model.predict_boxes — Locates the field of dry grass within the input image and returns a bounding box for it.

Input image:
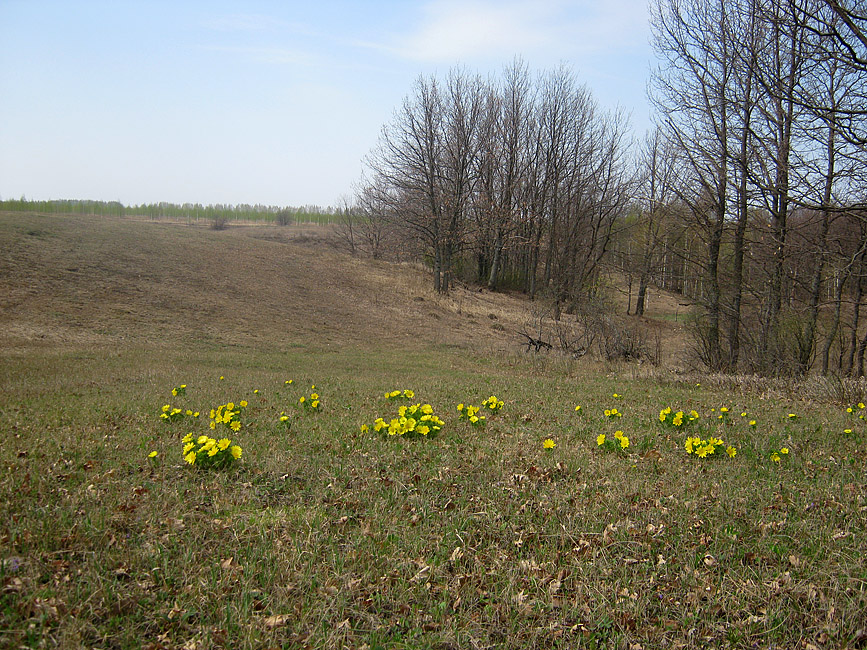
[1,211,865,650]
[0,212,546,353]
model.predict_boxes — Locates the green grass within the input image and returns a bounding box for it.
[2,342,866,649]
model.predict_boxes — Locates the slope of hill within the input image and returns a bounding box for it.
[0,212,532,354]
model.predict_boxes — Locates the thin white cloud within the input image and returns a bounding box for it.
[397,0,552,60]
[199,44,317,66]
[380,0,648,62]
[203,13,286,32]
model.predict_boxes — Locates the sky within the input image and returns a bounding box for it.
[0,0,654,209]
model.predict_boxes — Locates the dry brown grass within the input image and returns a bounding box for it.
[0,212,536,355]
[1,212,707,375]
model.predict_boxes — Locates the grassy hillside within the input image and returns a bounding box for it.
[1,212,865,650]
[0,212,536,351]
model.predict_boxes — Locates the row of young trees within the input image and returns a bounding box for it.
[355,1,867,377]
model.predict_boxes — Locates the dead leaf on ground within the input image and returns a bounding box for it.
[264,614,291,629]
[411,565,431,583]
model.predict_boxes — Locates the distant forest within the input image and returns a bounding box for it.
[0,198,336,225]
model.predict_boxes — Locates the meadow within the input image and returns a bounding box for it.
[1,212,865,649]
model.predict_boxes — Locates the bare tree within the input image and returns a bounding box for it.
[651,0,736,370]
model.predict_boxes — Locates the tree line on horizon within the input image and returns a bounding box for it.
[0,198,336,225]
[347,0,867,379]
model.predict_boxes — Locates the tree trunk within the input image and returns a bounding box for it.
[635,274,649,317]
[821,271,847,374]
[846,262,864,375]
[487,228,503,291]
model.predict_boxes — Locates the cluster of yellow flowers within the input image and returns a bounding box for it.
[597,430,630,451]
[171,384,187,397]
[482,395,504,412]
[160,404,185,422]
[373,403,444,438]
[298,386,321,411]
[209,401,247,432]
[457,403,486,427]
[770,447,789,462]
[160,404,199,422]
[684,435,736,459]
[385,389,415,400]
[659,407,700,427]
[182,432,242,468]
[845,402,866,429]
[604,407,622,419]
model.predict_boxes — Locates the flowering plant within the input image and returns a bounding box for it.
[171,384,187,397]
[845,402,866,421]
[373,403,444,438]
[481,395,504,413]
[597,430,630,452]
[209,401,246,432]
[298,387,321,412]
[603,407,622,419]
[684,435,736,459]
[659,407,699,428]
[160,404,185,423]
[182,432,242,469]
[457,403,486,427]
[385,389,415,401]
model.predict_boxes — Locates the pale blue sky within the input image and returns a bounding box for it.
[0,0,653,208]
